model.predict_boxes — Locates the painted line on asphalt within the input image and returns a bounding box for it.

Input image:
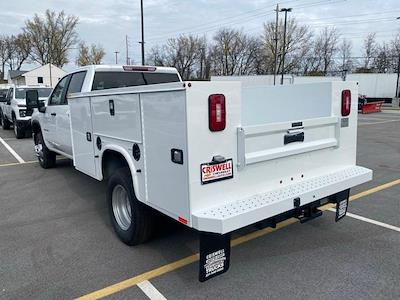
[0,160,37,168]
[75,178,400,300]
[0,137,25,163]
[137,280,167,300]
[358,120,400,126]
[328,209,400,233]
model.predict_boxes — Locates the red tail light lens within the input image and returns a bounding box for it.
[341,90,351,117]
[209,94,226,132]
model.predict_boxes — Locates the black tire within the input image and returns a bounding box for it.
[2,113,10,130]
[25,130,33,138]
[0,110,3,126]
[13,116,25,139]
[34,131,56,169]
[107,167,155,245]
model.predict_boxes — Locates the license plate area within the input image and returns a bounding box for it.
[201,159,233,185]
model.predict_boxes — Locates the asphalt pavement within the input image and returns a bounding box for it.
[0,112,399,300]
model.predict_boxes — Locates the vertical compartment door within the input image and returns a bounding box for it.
[69,96,97,177]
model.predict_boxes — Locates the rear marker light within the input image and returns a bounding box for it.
[208,94,226,132]
[341,90,351,117]
[178,217,188,225]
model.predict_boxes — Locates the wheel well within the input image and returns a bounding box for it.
[102,150,130,181]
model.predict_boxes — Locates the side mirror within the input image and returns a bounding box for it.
[26,90,39,109]
[26,90,46,114]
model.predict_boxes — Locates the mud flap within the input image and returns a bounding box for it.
[199,232,231,282]
[330,189,350,222]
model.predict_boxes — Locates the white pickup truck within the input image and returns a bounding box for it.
[27,65,372,281]
[0,85,52,138]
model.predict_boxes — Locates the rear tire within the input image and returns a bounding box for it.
[107,167,155,245]
[34,131,56,169]
[13,116,25,139]
[0,110,3,126]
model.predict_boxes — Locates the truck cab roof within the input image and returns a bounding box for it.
[66,65,183,94]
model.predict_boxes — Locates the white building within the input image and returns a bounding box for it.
[8,63,66,88]
[212,73,399,99]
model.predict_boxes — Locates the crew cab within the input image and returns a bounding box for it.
[0,85,52,138]
[27,65,372,282]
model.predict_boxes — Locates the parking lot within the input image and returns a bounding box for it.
[0,111,399,300]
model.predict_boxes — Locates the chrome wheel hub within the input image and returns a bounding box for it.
[112,185,132,231]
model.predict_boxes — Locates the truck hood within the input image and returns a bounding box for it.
[16,98,48,106]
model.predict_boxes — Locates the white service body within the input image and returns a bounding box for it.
[66,75,372,234]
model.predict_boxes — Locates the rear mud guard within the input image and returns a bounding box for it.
[199,232,231,282]
[329,189,350,222]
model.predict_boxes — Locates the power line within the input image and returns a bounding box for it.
[147,0,344,43]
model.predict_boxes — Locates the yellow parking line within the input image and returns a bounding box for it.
[73,178,398,299]
[0,160,37,168]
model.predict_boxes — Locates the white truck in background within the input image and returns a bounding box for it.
[0,85,52,138]
[27,65,372,282]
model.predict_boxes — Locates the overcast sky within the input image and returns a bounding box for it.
[1,0,400,71]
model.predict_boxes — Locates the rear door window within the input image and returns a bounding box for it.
[67,71,87,95]
[92,72,180,91]
[143,73,180,85]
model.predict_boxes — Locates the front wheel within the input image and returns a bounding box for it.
[34,131,56,169]
[1,113,10,130]
[13,116,25,139]
[107,167,155,245]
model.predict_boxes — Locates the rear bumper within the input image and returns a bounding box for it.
[192,166,372,234]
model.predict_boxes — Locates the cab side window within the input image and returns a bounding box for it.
[49,76,70,106]
[6,88,13,104]
[65,72,87,104]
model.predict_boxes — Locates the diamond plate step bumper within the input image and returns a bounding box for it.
[192,166,372,234]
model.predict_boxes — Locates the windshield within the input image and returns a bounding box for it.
[15,88,52,99]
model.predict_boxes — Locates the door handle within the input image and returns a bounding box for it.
[51,113,57,116]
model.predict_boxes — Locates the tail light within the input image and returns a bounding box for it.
[209,94,226,132]
[341,90,351,117]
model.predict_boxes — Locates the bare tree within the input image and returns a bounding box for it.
[147,46,167,67]
[161,35,203,80]
[24,10,79,67]
[306,27,339,75]
[0,36,9,76]
[363,33,377,69]
[76,42,106,66]
[6,34,31,70]
[262,18,312,75]
[373,43,391,73]
[339,38,353,72]
[211,28,260,76]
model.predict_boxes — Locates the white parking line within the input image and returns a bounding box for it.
[137,280,167,300]
[0,137,25,163]
[328,208,400,233]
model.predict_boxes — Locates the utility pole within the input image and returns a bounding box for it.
[280,8,292,85]
[126,35,130,65]
[273,3,279,86]
[140,0,145,66]
[396,54,400,99]
[114,51,119,64]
